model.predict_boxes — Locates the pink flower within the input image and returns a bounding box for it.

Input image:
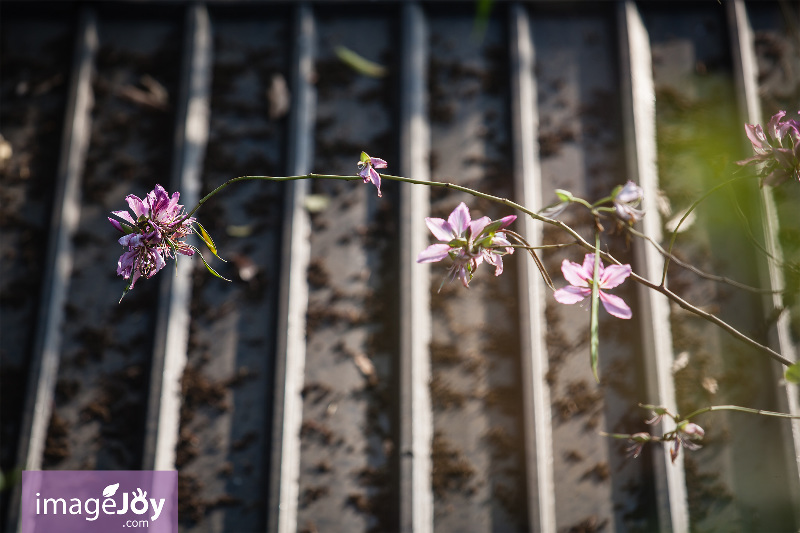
[417,202,516,289]
[737,110,800,186]
[357,152,388,197]
[613,181,645,223]
[110,184,196,299]
[670,422,705,463]
[116,233,166,290]
[626,432,652,459]
[553,254,632,319]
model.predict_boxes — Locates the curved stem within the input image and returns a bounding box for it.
[186,172,790,366]
[625,226,782,294]
[682,404,800,421]
[661,175,750,285]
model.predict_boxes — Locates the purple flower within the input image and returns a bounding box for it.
[417,202,516,289]
[110,184,196,299]
[670,422,705,463]
[737,110,800,186]
[613,181,645,223]
[358,152,388,197]
[116,233,166,290]
[553,254,632,319]
[626,432,652,459]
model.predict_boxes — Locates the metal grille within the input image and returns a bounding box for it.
[2,2,799,532]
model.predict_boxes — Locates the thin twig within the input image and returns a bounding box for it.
[625,226,782,294]
[185,173,790,367]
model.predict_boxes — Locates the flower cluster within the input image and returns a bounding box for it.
[417,202,516,289]
[670,420,705,463]
[738,110,800,186]
[612,181,644,223]
[610,405,706,463]
[110,184,195,299]
[553,254,632,319]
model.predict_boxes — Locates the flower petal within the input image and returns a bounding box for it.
[745,123,767,151]
[468,216,491,239]
[108,217,124,232]
[767,111,787,140]
[370,157,388,169]
[425,217,454,242]
[599,291,632,319]
[599,264,632,289]
[417,243,452,263]
[125,194,146,218]
[582,253,604,281]
[448,202,471,236]
[553,285,590,304]
[369,167,382,197]
[561,258,591,287]
[112,210,136,225]
[496,214,516,230]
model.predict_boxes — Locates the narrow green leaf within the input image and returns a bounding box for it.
[195,221,226,262]
[785,362,800,384]
[555,189,573,202]
[335,46,387,78]
[193,246,232,282]
[590,235,601,383]
[118,279,133,304]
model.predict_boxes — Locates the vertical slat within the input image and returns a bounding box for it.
[726,1,800,527]
[142,3,212,472]
[268,4,315,533]
[7,8,97,532]
[508,5,556,532]
[616,2,690,532]
[398,3,433,533]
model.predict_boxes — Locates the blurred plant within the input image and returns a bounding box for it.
[737,110,800,186]
[110,110,800,463]
[604,403,800,464]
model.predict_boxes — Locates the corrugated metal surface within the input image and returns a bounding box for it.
[1,2,798,532]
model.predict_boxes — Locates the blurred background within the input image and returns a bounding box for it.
[1,1,799,532]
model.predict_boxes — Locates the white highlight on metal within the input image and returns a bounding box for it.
[509,5,557,532]
[617,2,689,532]
[727,2,800,527]
[146,3,212,472]
[269,4,315,533]
[399,4,433,533]
[9,9,98,533]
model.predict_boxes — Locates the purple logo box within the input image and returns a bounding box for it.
[21,470,178,533]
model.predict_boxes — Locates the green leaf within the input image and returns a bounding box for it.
[193,246,232,282]
[481,218,510,236]
[785,362,800,384]
[118,279,133,304]
[360,151,371,164]
[590,235,601,383]
[195,221,226,262]
[555,189,574,202]
[335,46,387,78]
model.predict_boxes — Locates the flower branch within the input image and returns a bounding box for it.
[153,170,792,367]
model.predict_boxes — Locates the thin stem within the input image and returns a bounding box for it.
[186,172,790,366]
[682,404,800,421]
[625,226,782,294]
[661,175,750,286]
[506,242,580,251]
